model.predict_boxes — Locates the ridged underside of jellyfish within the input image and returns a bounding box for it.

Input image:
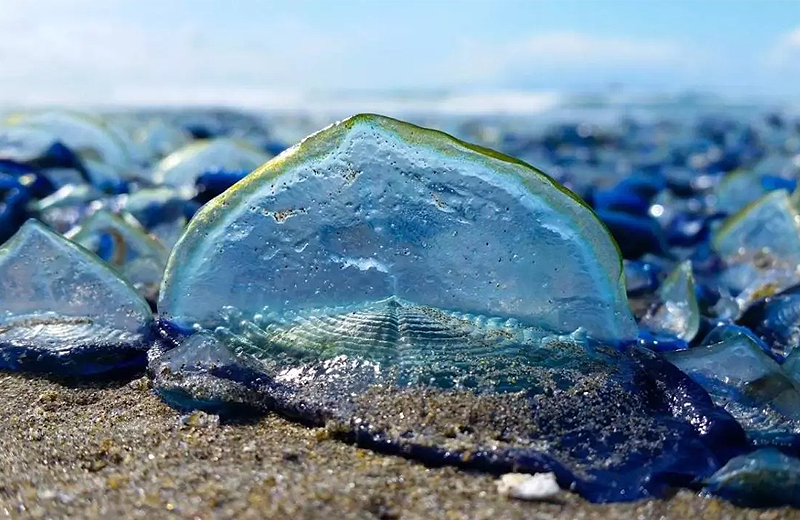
[0,318,150,374]
[212,297,556,388]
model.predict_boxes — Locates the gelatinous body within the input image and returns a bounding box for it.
[0,220,154,374]
[151,115,750,503]
[122,187,191,249]
[31,184,107,234]
[704,449,800,508]
[134,119,192,162]
[160,114,635,342]
[641,260,700,341]
[713,190,800,268]
[738,284,800,358]
[4,111,132,187]
[152,138,272,188]
[67,210,169,302]
[665,324,800,434]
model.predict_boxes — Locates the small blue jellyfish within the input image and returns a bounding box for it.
[665,324,800,442]
[151,138,272,188]
[0,220,154,375]
[641,260,700,343]
[66,210,169,304]
[703,449,800,508]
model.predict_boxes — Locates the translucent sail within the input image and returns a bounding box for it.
[160,114,635,342]
[0,220,153,374]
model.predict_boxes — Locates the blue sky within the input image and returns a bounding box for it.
[1,0,798,107]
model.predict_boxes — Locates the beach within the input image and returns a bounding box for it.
[0,371,796,520]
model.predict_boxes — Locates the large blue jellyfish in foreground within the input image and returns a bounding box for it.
[152,114,749,503]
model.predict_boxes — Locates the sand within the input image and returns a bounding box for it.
[0,371,797,520]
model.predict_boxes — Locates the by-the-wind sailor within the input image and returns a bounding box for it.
[133,119,192,163]
[719,260,800,317]
[751,152,800,179]
[154,114,749,503]
[0,220,154,375]
[5,111,132,187]
[641,260,700,342]
[151,138,272,188]
[66,210,169,304]
[30,184,106,233]
[6,111,130,167]
[713,189,800,269]
[738,284,800,359]
[0,124,84,173]
[703,449,800,508]
[713,190,800,313]
[714,156,798,216]
[153,331,269,416]
[122,187,192,249]
[664,324,800,436]
[715,169,771,215]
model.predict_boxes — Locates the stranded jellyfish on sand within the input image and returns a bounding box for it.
[153,114,746,502]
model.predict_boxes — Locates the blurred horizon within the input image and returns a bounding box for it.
[2,0,798,113]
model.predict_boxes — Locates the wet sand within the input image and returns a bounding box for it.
[0,371,796,520]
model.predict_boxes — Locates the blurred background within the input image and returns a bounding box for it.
[2,0,798,114]
[0,0,799,336]
[0,0,799,270]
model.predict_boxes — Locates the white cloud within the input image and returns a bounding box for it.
[0,1,353,106]
[766,26,800,68]
[506,32,683,66]
[448,31,688,86]
[0,1,781,107]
